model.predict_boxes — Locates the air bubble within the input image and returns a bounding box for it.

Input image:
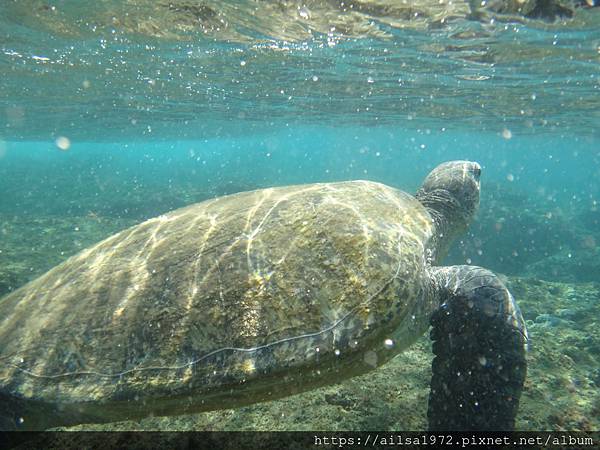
[55,136,71,151]
[298,6,310,19]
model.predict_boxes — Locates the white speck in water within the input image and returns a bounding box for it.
[367,76,374,84]
[18,417,24,424]
[384,338,394,349]
[55,136,71,151]
[506,173,515,182]
[502,128,512,139]
[334,349,340,356]
[312,75,319,82]
[478,356,487,366]
[240,60,246,66]
[298,6,310,19]
[466,258,472,264]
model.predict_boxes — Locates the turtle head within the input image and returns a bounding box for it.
[416,161,481,258]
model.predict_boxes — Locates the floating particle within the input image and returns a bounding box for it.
[502,128,512,139]
[363,350,378,367]
[384,338,394,349]
[298,6,310,19]
[82,80,91,89]
[55,136,71,151]
[312,75,319,82]
[506,173,515,182]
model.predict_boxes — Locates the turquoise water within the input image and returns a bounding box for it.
[2,129,598,286]
[1,0,600,433]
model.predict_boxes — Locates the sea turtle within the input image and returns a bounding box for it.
[0,161,527,431]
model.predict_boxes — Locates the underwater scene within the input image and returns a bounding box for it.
[0,0,599,435]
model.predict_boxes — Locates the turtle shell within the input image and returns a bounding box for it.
[0,181,435,427]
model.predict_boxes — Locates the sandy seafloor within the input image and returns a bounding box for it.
[1,175,598,433]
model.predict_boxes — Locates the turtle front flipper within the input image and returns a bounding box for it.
[427,265,527,431]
